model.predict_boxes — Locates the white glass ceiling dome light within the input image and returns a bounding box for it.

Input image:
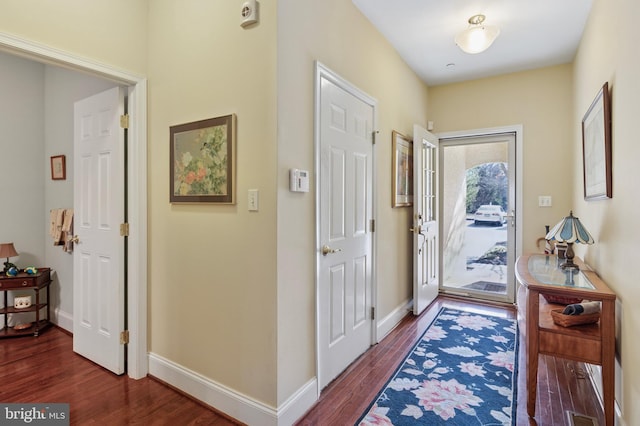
[455,14,500,54]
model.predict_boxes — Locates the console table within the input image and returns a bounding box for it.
[0,267,52,338]
[516,254,616,425]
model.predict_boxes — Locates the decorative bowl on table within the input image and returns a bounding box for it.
[13,322,32,331]
[14,296,32,309]
[550,309,600,327]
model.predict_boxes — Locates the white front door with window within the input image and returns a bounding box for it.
[317,64,375,390]
[73,86,126,375]
[412,125,439,315]
[439,131,518,304]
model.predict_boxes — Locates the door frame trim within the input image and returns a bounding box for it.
[437,125,523,303]
[313,61,378,396]
[0,33,148,379]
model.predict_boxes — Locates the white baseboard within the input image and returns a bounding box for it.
[52,308,73,333]
[276,378,318,425]
[376,299,412,342]
[148,352,318,426]
[148,352,277,425]
[585,362,624,425]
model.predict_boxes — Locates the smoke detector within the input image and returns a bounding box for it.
[241,0,259,28]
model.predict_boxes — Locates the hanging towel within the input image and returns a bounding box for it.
[62,209,74,253]
[562,301,601,315]
[49,209,58,239]
[52,209,65,245]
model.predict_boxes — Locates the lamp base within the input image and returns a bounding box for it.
[560,260,579,270]
[2,261,16,274]
[560,242,579,270]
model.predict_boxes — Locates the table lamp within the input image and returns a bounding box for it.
[0,242,18,273]
[545,211,594,270]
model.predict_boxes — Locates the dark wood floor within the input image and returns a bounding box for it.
[0,327,239,425]
[296,296,604,426]
[0,296,604,425]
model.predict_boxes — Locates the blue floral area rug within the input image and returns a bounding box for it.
[357,307,518,425]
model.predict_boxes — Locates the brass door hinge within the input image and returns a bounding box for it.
[372,130,379,144]
[120,223,129,237]
[371,307,375,320]
[120,330,129,345]
[120,114,130,129]
[370,219,375,233]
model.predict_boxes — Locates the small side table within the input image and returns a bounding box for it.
[515,254,616,426]
[0,267,52,337]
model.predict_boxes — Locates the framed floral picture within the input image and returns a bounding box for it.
[170,114,236,203]
[392,130,413,207]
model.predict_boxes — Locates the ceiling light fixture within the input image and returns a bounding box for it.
[455,14,500,54]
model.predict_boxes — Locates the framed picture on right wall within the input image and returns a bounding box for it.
[582,82,612,200]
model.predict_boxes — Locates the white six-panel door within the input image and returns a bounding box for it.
[317,65,375,390]
[73,86,126,375]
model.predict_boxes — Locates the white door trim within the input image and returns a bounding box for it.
[314,61,378,397]
[437,125,524,280]
[0,33,148,379]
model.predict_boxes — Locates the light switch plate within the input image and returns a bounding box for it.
[248,189,259,211]
[538,195,552,207]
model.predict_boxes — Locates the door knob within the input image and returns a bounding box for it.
[504,209,516,227]
[321,245,342,256]
[68,235,80,244]
[409,225,422,234]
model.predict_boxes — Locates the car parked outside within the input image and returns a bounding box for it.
[473,205,506,225]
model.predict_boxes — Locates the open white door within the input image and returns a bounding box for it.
[412,125,439,315]
[73,86,126,375]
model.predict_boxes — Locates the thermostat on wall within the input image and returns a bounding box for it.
[290,169,309,192]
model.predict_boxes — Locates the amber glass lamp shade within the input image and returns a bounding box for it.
[0,242,18,273]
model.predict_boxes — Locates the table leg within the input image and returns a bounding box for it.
[601,300,615,426]
[34,288,40,336]
[526,289,540,418]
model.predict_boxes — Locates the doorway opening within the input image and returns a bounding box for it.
[439,131,518,304]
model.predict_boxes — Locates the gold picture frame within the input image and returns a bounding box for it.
[392,130,413,207]
[582,82,612,200]
[170,114,236,203]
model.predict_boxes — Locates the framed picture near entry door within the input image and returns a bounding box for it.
[392,130,413,207]
[582,82,612,200]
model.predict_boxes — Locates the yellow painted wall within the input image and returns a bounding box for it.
[0,0,148,76]
[147,0,278,406]
[276,0,430,403]
[573,0,640,423]
[428,64,575,255]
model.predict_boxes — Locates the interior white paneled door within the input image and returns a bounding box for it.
[412,125,439,315]
[318,67,374,390]
[73,86,126,375]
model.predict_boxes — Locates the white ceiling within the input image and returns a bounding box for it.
[352,0,593,86]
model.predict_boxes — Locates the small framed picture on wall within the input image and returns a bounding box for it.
[51,155,66,180]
